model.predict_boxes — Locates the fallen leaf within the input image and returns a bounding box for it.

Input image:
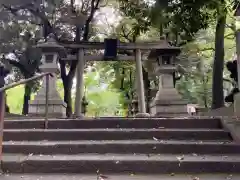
[226,174,233,180]
[176,155,184,161]
[99,175,109,180]
[192,177,200,180]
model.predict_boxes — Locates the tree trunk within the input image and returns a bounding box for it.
[22,83,32,115]
[203,76,209,108]
[5,95,9,113]
[142,67,151,113]
[211,13,226,109]
[63,75,74,117]
[5,104,10,113]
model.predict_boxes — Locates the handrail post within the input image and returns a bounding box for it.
[44,74,50,129]
[0,89,5,171]
[0,66,8,171]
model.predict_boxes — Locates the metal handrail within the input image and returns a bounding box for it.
[0,72,52,165]
[0,72,52,92]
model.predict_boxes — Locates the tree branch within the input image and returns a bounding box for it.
[199,47,215,51]
[120,26,133,42]
[223,78,235,85]
[225,23,236,32]
[4,58,29,75]
[60,61,67,80]
[83,0,101,41]
[224,32,235,39]
[68,60,78,78]
[3,3,54,39]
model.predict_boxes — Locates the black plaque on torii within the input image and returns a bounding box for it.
[103,38,118,61]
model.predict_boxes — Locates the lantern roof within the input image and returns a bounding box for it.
[36,34,66,57]
[148,37,181,59]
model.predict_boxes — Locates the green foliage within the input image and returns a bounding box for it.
[175,14,236,108]
[6,67,124,116]
[84,63,126,116]
[6,85,25,114]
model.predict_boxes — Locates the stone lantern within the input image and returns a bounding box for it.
[148,37,188,117]
[29,34,67,118]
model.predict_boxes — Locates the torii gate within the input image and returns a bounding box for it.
[61,41,163,117]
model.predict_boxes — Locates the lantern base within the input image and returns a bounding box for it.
[234,92,240,117]
[135,113,151,118]
[150,88,188,117]
[29,99,67,118]
[72,113,85,119]
[29,75,67,118]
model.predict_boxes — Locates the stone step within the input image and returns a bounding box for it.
[3,140,239,155]
[3,129,231,141]
[2,153,240,173]
[2,174,240,180]
[154,113,190,117]
[3,118,222,129]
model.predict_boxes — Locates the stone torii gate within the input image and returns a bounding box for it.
[62,41,161,117]
[29,34,186,118]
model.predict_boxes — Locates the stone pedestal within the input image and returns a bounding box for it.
[29,74,66,118]
[150,74,188,117]
[234,92,240,117]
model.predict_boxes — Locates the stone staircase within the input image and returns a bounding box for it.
[2,117,240,175]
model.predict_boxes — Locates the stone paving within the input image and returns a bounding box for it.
[1,174,240,180]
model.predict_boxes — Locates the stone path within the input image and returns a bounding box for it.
[1,174,240,180]
[3,153,240,162]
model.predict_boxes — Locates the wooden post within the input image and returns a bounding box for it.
[74,48,85,117]
[135,49,146,113]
